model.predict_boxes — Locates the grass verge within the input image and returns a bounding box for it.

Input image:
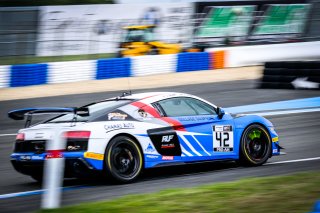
[40,171,320,213]
[0,53,115,65]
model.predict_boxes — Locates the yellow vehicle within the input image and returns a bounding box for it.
[118,25,182,57]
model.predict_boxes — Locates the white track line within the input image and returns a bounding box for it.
[0,185,88,199]
[0,189,43,199]
[0,133,16,137]
[266,157,320,165]
[249,108,320,117]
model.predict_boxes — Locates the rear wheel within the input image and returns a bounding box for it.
[240,124,272,166]
[104,136,143,183]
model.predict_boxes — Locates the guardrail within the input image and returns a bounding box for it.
[1,41,320,89]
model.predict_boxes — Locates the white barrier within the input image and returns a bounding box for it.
[0,66,10,88]
[131,54,177,77]
[48,60,96,84]
[207,41,320,67]
[41,128,66,209]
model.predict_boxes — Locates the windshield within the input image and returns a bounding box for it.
[47,100,132,123]
[124,29,154,42]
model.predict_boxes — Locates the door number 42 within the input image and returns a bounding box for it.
[215,132,230,147]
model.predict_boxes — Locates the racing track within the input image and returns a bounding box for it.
[0,79,319,212]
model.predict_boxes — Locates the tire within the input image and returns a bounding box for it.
[104,136,143,183]
[147,48,159,55]
[239,124,272,166]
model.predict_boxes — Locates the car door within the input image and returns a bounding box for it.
[154,97,236,160]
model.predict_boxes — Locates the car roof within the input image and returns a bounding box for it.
[120,92,189,100]
[100,92,216,108]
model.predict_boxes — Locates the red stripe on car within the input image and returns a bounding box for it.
[131,101,186,131]
[131,101,161,118]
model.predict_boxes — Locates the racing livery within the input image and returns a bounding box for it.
[9,92,280,183]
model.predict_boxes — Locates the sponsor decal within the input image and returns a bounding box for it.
[145,143,156,153]
[46,150,63,159]
[161,143,175,149]
[84,152,104,160]
[213,125,234,152]
[138,109,148,118]
[108,112,128,120]
[223,126,232,131]
[32,155,44,160]
[272,149,278,154]
[179,116,214,122]
[214,125,224,132]
[146,154,160,159]
[104,123,134,132]
[162,156,174,160]
[162,135,174,143]
[67,145,81,151]
[19,155,31,161]
[272,137,279,143]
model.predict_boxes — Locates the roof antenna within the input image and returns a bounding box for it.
[127,75,132,95]
[121,77,132,97]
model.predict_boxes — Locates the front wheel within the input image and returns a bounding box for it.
[240,124,272,166]
[104,136,143,183]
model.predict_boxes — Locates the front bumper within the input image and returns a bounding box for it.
[269,127,281,156]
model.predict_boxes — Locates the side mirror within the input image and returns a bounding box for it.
[217,107,225,119]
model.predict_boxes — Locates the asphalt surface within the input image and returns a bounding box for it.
[0,79,319,212]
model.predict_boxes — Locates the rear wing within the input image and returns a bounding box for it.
[8,107,89,127]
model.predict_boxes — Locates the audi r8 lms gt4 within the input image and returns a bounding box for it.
[9,92,281,183]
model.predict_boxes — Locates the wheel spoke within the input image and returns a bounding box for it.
[110,141,139,179]
[244,127,269,163]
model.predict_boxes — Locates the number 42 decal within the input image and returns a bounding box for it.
[213,125,234,152]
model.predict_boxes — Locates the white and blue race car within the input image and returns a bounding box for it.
[9,92,280,183]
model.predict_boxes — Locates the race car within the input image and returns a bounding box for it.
[9,92,280,183]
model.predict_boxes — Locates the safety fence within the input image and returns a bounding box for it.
[1,41,320,88]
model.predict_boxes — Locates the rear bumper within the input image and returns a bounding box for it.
[11,158,100,178]
[10,152,103,178]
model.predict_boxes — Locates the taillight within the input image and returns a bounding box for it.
[16,133,25,141]
[64,131,90,152]
[64,131,91,139]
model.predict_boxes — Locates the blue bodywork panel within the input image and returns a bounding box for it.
[143,113,279,168]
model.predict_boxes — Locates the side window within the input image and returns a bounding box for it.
[156,97,216,117]
[157,98,197,117]
[185,98,216,115]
